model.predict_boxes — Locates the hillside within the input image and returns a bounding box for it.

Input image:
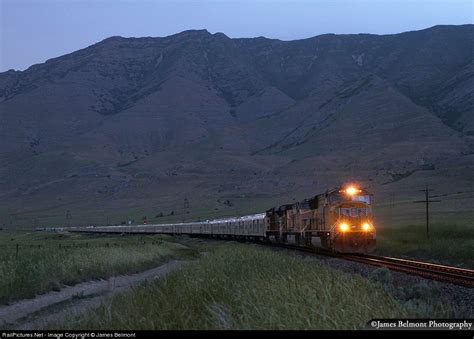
[0,25,473,227]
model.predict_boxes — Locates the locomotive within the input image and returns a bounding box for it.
[265,184,376,253]
[70,184,376,254]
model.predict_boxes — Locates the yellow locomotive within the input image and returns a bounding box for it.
[266,184,376,253]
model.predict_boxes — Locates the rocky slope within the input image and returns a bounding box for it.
[0,25,472,227]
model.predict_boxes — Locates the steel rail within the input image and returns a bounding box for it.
[343,255,474,287]
[265,242,474,288]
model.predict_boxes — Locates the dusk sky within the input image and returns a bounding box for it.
[1,0,472,72]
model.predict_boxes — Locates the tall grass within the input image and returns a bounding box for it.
[61,244,408,330]
[376,224,474,268]
[0,232,198,304]
[367,267,468,318]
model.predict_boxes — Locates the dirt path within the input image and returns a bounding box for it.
[0,259,192,330]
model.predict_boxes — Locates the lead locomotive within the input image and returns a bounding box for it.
[265,184,376,253]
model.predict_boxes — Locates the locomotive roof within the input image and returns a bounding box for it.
[267,185,371,213]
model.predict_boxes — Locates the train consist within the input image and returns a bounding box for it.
[71,184,376,253]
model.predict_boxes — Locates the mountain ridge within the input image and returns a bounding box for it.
[0,24,473,227]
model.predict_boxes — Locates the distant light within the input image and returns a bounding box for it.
[339,223,349,232]
[362,223,370,231]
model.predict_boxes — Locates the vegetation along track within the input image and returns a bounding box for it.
[61,229,474,287]
[270,242,474,288]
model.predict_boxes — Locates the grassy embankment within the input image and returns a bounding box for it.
[58,243,463,330]
[375,223,474,268]
[0,231,200,305]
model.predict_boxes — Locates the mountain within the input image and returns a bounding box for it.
[0,25,473,227]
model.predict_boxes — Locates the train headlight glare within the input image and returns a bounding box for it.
[345,186,358,195]
[362,223,370,231]
[339,223,349,232]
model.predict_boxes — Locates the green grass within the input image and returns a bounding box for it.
[375,223,474,268]
[59,244,410,330]
[366,267,468,318]
[0,231,200,305]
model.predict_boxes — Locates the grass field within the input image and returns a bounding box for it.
[57,244,430,330]
[375,223,474,268]
[0,231,199,305]
[1,231,469,330]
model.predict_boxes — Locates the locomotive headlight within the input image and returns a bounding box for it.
[362,223,371,231]
[340,185,362,195]
[345,186,358,195]
[339,222,349,232]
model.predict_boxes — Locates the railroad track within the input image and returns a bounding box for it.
[344,253,474,288]
[265,242,474,288]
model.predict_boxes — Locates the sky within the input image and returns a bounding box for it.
[0,0,472,72]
